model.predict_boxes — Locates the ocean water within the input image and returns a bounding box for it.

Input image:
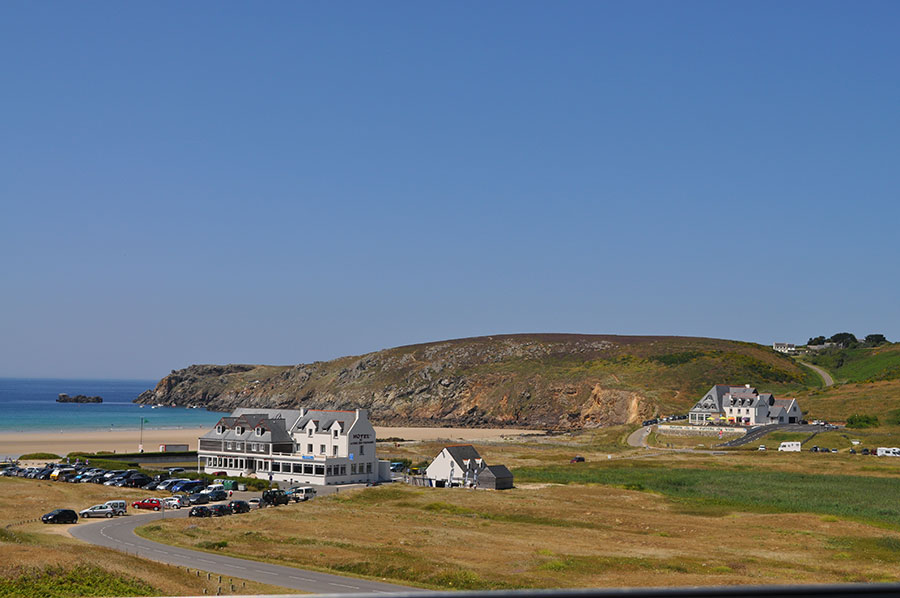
[0,378,227,433]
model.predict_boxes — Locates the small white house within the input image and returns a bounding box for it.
[424,445,513,490]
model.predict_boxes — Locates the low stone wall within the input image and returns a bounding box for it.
[657,424,747,437]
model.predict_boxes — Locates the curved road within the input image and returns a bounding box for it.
[800,361,834,387]
[70,510,417,595]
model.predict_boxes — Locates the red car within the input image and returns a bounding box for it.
[131,498,164,511]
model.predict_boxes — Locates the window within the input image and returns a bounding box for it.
[226,441,233,450]
[351,464,357,475]
[366,462,372,474]
[315,465,324,475]
[319,444,326,454]
[307,428,313,437]
[272,462,280,472]
[235,426,243,435]
[293,463,303,474]
[216,425,224,434]
[333,429,338,438]
[333,446,338,457]
[256,427,263,436]
[359,445,364,456]
[307,443,313,453]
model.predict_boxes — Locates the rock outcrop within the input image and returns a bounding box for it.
[57,394,103,403]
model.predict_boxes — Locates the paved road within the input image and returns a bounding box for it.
[800,361,834,387]
[70,509,417,595]
[626,425,652,448]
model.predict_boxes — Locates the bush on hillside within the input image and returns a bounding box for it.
[846,414,879,429]
[17,453,60,460]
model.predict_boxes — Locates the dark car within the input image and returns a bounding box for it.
[862,448,871,455]
[188,506,211,517]
[125,476,152,488]
[206,489,228,502]
[42,509,78,524]
[570,456,586,463]
[228,500,250,514]
[189,493,210,505]
[261,489,289,506]
[209,504,233,517]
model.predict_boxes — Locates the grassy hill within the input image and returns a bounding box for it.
[136,334,818,429]
[805,343,900,383]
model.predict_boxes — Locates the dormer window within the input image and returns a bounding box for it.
[216,425,224,434]
[255,427,263,436]
[307,428,313,437]
[235,426,244,435]
[333,429,338,438]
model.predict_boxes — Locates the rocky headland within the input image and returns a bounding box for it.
[134,334,814,430]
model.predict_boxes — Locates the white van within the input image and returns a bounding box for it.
[778,442,801,452]
[876,447,900,457]
[200,484,224,495]
[104,500,128,515]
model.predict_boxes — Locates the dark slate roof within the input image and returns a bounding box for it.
[200,409,296,444]
[296,410,355,434]
[444,445,483,466]
[482,464,513,480]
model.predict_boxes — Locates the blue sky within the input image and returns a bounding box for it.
[2,2,898,379]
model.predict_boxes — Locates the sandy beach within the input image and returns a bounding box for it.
[0,426,543,459]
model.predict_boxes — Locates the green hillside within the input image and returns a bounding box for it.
[805,343,900,383]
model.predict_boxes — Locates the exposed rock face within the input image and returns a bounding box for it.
[57,394,103,403]
[133,333,809,430]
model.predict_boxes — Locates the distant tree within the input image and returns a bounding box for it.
[807,336,826,346]
[829,332,858,347]
[865,334,888,346]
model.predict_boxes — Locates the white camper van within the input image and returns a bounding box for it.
[778,442,801,452]
[875,447,900,457]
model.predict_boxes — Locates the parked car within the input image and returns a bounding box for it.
[261,489,289,506]
[206,489,228,502]
[79,504,115,519]
[189,493,210,505]
[188,506,212,518]
[157,478,188,492]
[286,486,317,502]
[228,500,250,514]
[570,456,586,463]
[42,509,78,524]
[209,504,233,517]
[124,475,152,488]
[167,467,186,473]
[757,445,766,451]
[163,496,189,509]
[248,498,262,509]
[132,498,164,511]
[103,500,128,515]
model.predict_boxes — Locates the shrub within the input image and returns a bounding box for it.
[17,453,60,460]
[846,414,879,429]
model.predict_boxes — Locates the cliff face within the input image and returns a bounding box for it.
[135,334,814,430]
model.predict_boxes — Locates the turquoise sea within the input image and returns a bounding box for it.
[0,378,227,433]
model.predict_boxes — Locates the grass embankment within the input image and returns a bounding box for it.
[806,344,900,383]
[514,462,900,528]
[794,379,900,423]
[0,477,289,596]
[138,460,900,588]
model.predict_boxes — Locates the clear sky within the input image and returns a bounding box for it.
[2,2,898,379]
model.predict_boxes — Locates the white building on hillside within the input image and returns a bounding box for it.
[198,407,378,485]
[689,385,802,426]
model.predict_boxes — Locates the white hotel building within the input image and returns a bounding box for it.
[198,407,379,485]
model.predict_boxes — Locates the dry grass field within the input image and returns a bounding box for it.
[135,477,900,590]
[0,477,290,597]
[131,437,900,591]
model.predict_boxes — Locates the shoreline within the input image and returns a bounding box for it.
[0,426,544,459]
